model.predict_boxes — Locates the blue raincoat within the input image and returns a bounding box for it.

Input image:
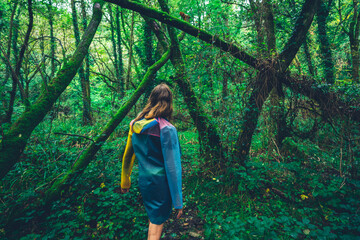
[121,117,183,224]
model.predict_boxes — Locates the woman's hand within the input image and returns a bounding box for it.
[176,208,183,219]
[121,188,129,194]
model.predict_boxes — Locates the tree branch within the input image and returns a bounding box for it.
[105,0,261,69]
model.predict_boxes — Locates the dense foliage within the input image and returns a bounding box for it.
[0,0,359,239]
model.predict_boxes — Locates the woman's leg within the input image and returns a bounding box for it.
[148,221,164,240]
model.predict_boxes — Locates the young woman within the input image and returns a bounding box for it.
[121,84,183,240]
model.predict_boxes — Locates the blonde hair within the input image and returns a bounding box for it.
[133,83,173,123]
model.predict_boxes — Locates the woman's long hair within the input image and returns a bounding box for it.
[133,83,173,123]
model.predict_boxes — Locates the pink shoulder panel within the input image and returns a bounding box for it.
[157,117,174,130]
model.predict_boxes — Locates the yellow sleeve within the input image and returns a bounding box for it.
[121,129,136,189]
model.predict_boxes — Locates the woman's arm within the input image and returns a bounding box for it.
[121,128,136,190]
[160,125,183,209]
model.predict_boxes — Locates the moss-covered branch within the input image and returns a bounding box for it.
[105,0,261,69]
[0,2,104,180]
[44,49,171,204]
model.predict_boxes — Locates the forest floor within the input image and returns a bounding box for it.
[162,205,204,239]
[162,140,205,240]
[1,128,360,239]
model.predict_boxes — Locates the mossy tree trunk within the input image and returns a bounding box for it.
[71,0,93,125]
[125,11,135,90]
[263,0,288,147]
[316,0,334,84]
[80,0,92,123]
[303,35,316,77]
[0,2,103,180]
[249,0,265,53]
[146,0,225,167]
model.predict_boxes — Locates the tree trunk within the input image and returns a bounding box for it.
[234,71,274,164]
[125,11,135,90]
[303,35,316,77]
[116,6,124,95]
[71,0,92,125]
[80,0,92,124]
[143,21,155,102]
[316,0,334,84]
[47,0,56,79]
[278,0,321,70]
[108,5,120,88]
[264,0,276,53]
[348,0,360,82]
[1,2,18,123]
[350,36,360,82]
[157,0,225,166]
[249,0,265,52]
[0,2,103,180]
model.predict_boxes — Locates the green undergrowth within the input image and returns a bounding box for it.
[186,139,360,239]
[1,116,359,239]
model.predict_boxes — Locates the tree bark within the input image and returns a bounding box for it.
[264,0,276,54]
[233,70,275,164]
[0,2,103,180]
